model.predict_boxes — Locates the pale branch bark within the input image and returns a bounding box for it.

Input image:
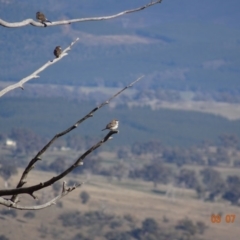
[0,1,162,28]
[10,75,143,203]
[0,38,79,98]
[0,130,118,198]
[0,182,82,210]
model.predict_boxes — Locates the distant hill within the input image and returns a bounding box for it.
[1,97,240,147]
[1,0,240,91]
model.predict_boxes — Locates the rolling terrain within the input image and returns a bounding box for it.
[0,168,240,240]
[1,96,240,147]
[0,0,240,91]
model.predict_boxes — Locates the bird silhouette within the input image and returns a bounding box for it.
[36,12,52,26]
[53,46,62,58]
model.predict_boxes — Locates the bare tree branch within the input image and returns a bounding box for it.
[0,182,82,210]
[0,130,118,198]
[9,75,143,203]
[0,0,159,210]
[0,38,79,98]
[0,1,162,28]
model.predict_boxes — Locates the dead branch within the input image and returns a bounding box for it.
[0,130,117,198]
[0,1,162,28]
[9,75,143,203]
[0,38,79,98]
[0,0,158,210]
[0,182,82,210]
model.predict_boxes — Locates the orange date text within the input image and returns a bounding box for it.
[211,214,235,223]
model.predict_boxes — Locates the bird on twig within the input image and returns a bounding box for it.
[102,119,119,131]
[53,46,62,58]
[36,12,52,26]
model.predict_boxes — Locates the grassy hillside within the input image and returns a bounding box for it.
[1,97,240,147]
[0,168,240,240]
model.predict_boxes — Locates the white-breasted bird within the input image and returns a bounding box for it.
[102,119,119,131]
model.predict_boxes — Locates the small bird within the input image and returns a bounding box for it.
[102,119,119,131]
[53,46,62,58]
[36,12,52,25]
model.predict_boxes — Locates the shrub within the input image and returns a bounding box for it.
[23,211,35,219]
[80,191,90,204]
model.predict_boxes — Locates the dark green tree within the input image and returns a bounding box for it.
[200,168,225,200]
[142,162,172,187]
[0,163,18,186]
[10,127,45,154]
[222,176,240,205]
[131,140,162,156]
[108,162,129,181]
[117,148,129,159]
[80,191,90,204]
[177,169,199,189]
[105,231,133,240]
[175,218,197,236]
[142,218,159,235]
[196,221,207,235]
[49,157,66,174]
[162,147,190,166]
[218,134,239,148]
[0,235,9,240]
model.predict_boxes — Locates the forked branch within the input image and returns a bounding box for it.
[0,182,82,210]
[0,130,118,198]
[9,75,143,203]
[0,38,79,98]
[0,1,162,28]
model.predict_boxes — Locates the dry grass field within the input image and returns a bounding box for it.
[129,100,240,121]
[0,168,240,240]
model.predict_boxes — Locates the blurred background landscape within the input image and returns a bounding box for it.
[0,0,240,240]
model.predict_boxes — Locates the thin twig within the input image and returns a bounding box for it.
[0,130,118,197]
[10,75,143,202]
[0,1,162,28]
[0,182,82,210]
[0,38,79,98]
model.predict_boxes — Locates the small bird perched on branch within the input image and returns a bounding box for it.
[102,119,119,131]
[53,46,62,58]
[36,12,52,25]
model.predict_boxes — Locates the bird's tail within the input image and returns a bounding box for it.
[46,20,52,23]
